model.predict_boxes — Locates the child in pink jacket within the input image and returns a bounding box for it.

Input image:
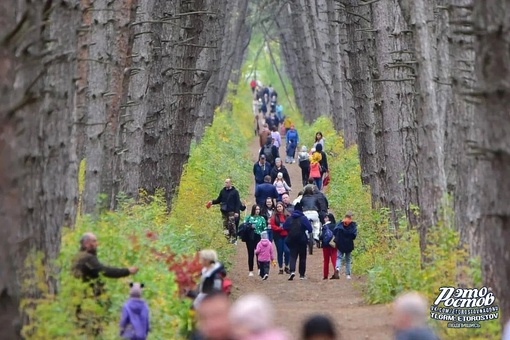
[255,231,275,280]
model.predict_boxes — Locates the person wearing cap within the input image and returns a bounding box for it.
[255,231,275,280]
[333,212,358,280]
[320,213,338,280]
[119,282,150,340]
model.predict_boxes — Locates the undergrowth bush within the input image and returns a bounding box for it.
[22,84,254,339]
[297,116,500,339]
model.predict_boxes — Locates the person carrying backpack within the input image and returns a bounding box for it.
[319,213,337,280]
[285,125,299,163]
[283,203,312,280]
[259,136,279,167]
[333,212,358,280]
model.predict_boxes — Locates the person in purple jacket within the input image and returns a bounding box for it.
[120,282,150,340]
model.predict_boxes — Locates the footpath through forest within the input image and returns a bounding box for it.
[229,136,393,339]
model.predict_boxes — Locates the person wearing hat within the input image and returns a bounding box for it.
[119,282,150,340]
[333,212,358,279]
[255,231,276,280]
[320,213,338,280]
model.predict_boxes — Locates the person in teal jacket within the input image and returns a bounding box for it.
[244,204,266,277]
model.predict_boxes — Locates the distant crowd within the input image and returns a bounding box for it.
[67,79,460,340]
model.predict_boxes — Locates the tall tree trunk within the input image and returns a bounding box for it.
[369,0,414,226]
[473,0,510,326]
[82,0,135,213]
[0,0,79,336]
[399,0,447,252]
[447,0,479,254]
[345,0,380,204]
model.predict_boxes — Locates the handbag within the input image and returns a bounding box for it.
[323,172,331,186]
[329,238,336,248]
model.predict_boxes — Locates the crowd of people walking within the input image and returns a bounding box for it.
[69,79,443,340]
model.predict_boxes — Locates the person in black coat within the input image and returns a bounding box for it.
[333,212,357,279]
[207,178,245,242]
[270,158,291,187]
[253,155,272,185]
[283,203,313,280]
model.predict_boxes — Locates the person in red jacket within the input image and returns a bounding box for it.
[269,201,291,274]
[250,79,257,93]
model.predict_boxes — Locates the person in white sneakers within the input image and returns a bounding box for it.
[332,212,357,279]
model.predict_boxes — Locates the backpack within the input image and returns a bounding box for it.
[321,226,334,245]
[286,216,303,245]
[262,144,274,164]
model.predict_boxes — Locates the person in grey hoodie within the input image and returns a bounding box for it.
[119,282,150,340]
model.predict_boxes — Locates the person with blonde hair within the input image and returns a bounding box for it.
[187,249,227,308]
[393,291,439,340]
[229,294,291,340]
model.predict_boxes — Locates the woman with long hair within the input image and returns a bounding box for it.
[243,204,266,277]
[260,197,276,241]
[269,201,291,274]
[313,131,325,149]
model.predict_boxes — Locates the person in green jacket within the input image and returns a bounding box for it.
[244,204,266,277]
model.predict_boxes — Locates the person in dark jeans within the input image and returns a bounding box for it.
[283,203,312,280]
[243,204,266,277]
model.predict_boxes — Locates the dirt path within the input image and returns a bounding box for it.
[229,136,393,339]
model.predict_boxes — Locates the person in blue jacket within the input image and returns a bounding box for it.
[333,212,357,279]
[285,125,299,163]
[254,176,278,206]
[283,203,312,280]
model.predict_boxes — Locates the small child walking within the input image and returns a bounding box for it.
[120,283,150,340]
[333,212,358,279]
[255,231,275,280]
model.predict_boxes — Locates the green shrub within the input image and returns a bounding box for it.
[21,83,255,339]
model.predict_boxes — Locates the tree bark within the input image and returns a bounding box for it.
[473,0,510,326]
[0,0,79,336]
[82,0,136,213]
[399,0,447,251]
[369,0,414,226]
[345,0,380,203]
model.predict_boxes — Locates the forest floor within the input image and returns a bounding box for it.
[229,136,394,339]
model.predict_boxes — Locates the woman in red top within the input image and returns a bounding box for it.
[270,201,291,274]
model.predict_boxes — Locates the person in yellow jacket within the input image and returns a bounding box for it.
[284,117,293,134]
